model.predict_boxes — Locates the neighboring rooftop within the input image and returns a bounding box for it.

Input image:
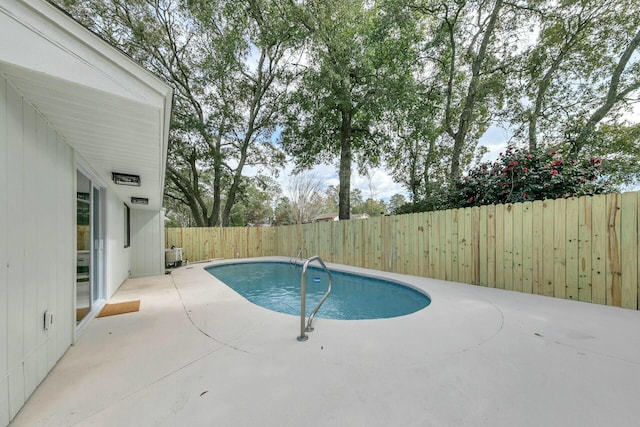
[312,212,370,222]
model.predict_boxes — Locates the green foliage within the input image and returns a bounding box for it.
[280,0,421,218]
[387,194,407,214]
[580,123,640,187]
[58,0,291,227]
[392,184,454,214]
[453,146,612,208]
[352,198,387,217]
[272,197,294,226]
[227,175,281,226]
[506,0,640,152]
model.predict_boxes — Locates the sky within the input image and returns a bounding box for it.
[259,125,513,203]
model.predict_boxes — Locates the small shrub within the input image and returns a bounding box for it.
[454,146,612,207]
[393,185,454,214]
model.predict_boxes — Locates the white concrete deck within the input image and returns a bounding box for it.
[10,257,640,426]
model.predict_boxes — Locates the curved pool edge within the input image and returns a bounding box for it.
[204,258,431,320]
[201,256,433,306]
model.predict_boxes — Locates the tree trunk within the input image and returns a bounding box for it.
[166,162,207,227]
[338,110,352,220]
[570,28,640,156]
[221,149,247,226]
[529,55,566,151]
[209,139,223,226]
[528,18,590,151]
[449,0,503,182]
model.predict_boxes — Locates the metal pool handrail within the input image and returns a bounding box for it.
[297,256,332,342]
[290,247,304,264]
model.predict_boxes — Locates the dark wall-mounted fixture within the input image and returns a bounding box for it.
[131,197,149,205]
[76,192,90,201]
[112,172,141,186]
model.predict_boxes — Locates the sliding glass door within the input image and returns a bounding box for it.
[76,170,103,325]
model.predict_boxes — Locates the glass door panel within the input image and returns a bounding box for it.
[92,186,101,304]
[76,171,91,323]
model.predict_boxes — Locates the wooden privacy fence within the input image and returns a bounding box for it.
[165,191,640,310]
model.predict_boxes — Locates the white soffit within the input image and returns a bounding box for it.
[0,0,173,210]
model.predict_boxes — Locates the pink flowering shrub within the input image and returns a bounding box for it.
[454,146,611,207]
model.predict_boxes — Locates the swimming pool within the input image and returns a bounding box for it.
[205,261,431,320]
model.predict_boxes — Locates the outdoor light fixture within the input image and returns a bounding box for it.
[131,197,149,205]
[112,172,141,186]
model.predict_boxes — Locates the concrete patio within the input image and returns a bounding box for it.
[10,257,640,426]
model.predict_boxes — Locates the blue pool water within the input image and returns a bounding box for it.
[205,261,431,320]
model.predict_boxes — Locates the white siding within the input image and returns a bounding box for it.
[104,190,131,298]
[0,77,75,421]
[55,135,74,361]
[130,209,164,277]
[0,66,10,427]
[6,77,26,421]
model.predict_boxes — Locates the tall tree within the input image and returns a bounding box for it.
[58,0,291,226]
[190,0,297,226]
[284,171,326,224]
[410,0,514,182]
[519,0,607,151]
[387,193,407,214]
[281,0,420,219]
[385,81,443,203]
[227,175,281,226]
[568,26,640,154]
[506,0,640,153]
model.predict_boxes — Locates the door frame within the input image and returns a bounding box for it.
[75,162,106,336]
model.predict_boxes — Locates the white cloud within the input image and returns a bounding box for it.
[288,161,407,202]
[478,125,512,163]
[350,168,407,200]
[621,102,640,123]
[242,157,406,202]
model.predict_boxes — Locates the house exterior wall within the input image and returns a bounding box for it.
[130,209,165,277]
[0,70,8,427]
[0,73,163,424]
[0,76,75,423]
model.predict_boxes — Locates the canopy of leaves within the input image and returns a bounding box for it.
[58,0,290,226]
[280,0,421,217]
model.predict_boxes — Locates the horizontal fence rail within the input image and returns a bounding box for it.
[165,192,639,310]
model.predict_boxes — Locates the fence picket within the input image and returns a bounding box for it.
[487,205,496,288]
[591,196,607,305]
[521,202,533,294]
[565,198,579,300]
[606,194,622,306]
[553,199,567,299]
[495,204,505,289]
[504,204,514,291]
[578,197,592,302]
[621,192,638,309]
[531,201,543,295]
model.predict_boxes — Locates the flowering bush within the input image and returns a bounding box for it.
[454,146,611,207]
